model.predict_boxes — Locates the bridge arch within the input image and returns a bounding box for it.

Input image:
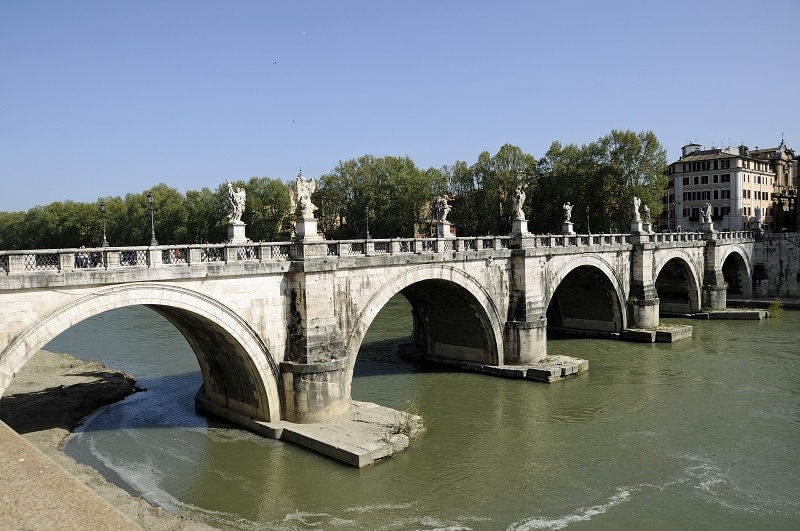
[545,256,627,334]
[0,283,282,422]
[653,251,702,314]
[718,245,753,297]
[343,265,505,388]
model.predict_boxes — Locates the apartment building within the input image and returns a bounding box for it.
[661,140,797,232]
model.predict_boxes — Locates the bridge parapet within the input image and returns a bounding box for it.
[531,233,631,247]
[0,237,517,278]
[651,232,705,244]
[713,230,755,243]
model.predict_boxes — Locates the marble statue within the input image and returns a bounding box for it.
[563,201,573,223]
[513,187,526,220]
[291,171,317,218]
[633,196,641,223]
[755,205,762,223]
[643,204,651,223]
[701,202,712,223]
[436,196,451,223]
[226,180,246,223]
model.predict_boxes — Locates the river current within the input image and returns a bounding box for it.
[46,297,800,530]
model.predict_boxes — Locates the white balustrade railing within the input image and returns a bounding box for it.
[0,230,756,275]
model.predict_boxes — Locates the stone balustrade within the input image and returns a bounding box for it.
[0,230,755,276]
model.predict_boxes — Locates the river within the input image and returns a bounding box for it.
[46,296,800,530]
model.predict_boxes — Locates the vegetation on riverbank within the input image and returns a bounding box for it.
[0,130,667,249]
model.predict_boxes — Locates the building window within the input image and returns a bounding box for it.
[713,174,719,183]
[694,176,699,185]
[714,190,719,199]
[713,160,718,170]
[683,177,690,185]
[721,173,730,183]
[701,175,708,184]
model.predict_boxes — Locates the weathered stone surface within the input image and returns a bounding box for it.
[655,325,693,342]
[707,309,769,320]
[620,329,657,342]
[0,233,765,464]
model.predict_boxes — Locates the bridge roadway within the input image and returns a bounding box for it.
[0,230,755,457]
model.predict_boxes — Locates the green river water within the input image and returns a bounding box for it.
[46,296,800,530]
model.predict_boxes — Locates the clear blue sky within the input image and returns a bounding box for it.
[2,0,798,212]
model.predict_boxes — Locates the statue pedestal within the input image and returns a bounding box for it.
[227,222,247,243]
[701,222,716,233]
[296,217,321,240]
[642,222,653,234]
[510,219,528,236]
[437,221,455,238]
[562,222,575,235]
[630,221,644,234]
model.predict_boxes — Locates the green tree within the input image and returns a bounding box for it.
[242,177,293,241]
[597,130,668,231]
[469,144,537,236]
[532,131,667,234]
[0,211,25,249]
[319,155,436,239]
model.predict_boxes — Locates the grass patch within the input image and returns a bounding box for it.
[768,297,784,317]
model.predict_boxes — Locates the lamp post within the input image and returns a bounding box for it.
[100,201,109,247]
[668,202,673,233]
[365,205,371,240]
[148,192,158,246]
[586,206,590,235]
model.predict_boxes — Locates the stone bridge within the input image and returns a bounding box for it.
[0,230,754,429]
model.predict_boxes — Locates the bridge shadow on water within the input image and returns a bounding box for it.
[353,338,459,378]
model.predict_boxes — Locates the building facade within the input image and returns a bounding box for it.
[661,140,797,232]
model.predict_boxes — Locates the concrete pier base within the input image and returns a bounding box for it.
[692,309,770,320]
[196,391,422,467]
[621,324,693,343]
[402,354,588,383]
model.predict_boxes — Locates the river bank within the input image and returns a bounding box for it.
[0,350,214,530]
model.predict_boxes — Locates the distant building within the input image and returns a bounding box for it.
[661,140,797,232]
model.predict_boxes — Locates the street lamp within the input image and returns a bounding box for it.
[100,201,109,247]
[148,192,158,246]
[365,205,371,240]
[668,202,673,233]
[586,206,590,234]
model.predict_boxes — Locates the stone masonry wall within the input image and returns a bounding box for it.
[752,235,800,297]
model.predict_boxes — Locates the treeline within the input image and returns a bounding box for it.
[0,130,667,250]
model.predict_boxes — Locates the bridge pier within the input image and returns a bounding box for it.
[503,319,547,364]
[702,236,728,310]
[279,358,350,423]
[629,237,660,328]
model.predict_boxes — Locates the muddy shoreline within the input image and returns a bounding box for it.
[0,350,215,530]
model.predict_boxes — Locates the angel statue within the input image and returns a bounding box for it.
[633,196,642,223]
[435,196,451,223]
[290,171,317,218]
[226,180,246,223]
[513,187,526,220]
